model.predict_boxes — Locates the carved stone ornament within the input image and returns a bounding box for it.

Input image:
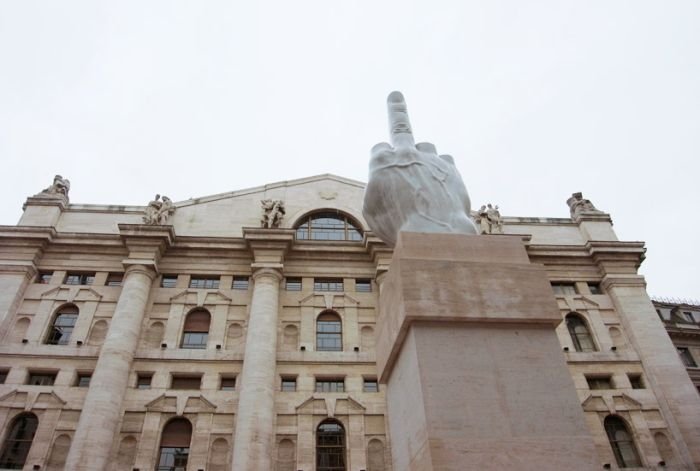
[471,203,503,235]
[261,199,285,228]
[143,194,175,225]
[36,174,71,200]
[362,92,478,246]
[566,192,602,218]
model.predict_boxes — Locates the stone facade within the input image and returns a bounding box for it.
[0,174,698,470]
[653,299,700,394]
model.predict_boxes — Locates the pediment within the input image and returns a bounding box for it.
[169,289,232,306]
[295,394,366,417]
[582,392,642,414]
[40,286,102,303]
[299,293,359,310]
[146,393,217,414]
[0,389,66,410]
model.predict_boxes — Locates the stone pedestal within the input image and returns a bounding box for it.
[376,233,598,470]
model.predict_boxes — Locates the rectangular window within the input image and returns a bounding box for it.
[27,372,57,386]
[627,374,644,389]
[355,279,372,293]
[586,376,613,390]
[64,272,95,285]
[315,378,344,393]
[161,275,178,288]
[36,272,53,284]
[76,373,91,387]
[551,283,577,296]
[281,377,297,392]
[314,278,343,292]
[363,378,379,392]
[136,374,153,389]
[0,370,8,384]
[678,347,698,367]
[189,276,220,289]
[220,377,236,391]
[285,277,302,291]
[232,276,249,290]
[171,375,202,390]
[106,273,123,286]
[181,332,208,349]
[587,283,602,294]
[682,312,695,323]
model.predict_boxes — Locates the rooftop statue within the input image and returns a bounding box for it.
[36,174,71,200]
[362,92,478,246]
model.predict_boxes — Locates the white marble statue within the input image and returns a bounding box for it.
[362,92,478,246]
[567,192,601,218]
[473,203,503,234]
[143,194,175,225]
[38,174,71,199]
[261,199,285,228]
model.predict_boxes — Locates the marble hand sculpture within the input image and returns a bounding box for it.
[362,91,478,246]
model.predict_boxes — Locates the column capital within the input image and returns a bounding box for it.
[251,266,284,282]
[123,263,157,281]
[601,274,647,290]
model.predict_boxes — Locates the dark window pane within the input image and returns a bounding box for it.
[27,373,56,386]
[286,277,302,291]
[355,279,372,292]
[295,213,362,242]
[678,347,697,367]
[37,272,52,284]
[220,377,236,391]
[0,414,39,469]
[64,273,95,285]
[363,379,378,392]
[317,421,346,471]
[76,374,91,387]
[189,277,220,289]
[0,371,7,384]
[587,376,612,390]
[106,273,123,286]
[628,374,644,389]
[314,278,344,292]
[232,277,249,290]
[315,380,344,393]
[161,275,178,288]
[171,376,201,390]
[157,447,190,471]
[281,378,296,392]
[181,332,208,349]
[137,374,152,389]
[552,283,577,296]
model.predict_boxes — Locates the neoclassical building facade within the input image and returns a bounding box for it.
[0,174,698,470]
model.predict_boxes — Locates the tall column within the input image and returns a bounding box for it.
[64,263,155,470]
[231,267,283,470]
[603,276,700,468]
[65,224,172,471]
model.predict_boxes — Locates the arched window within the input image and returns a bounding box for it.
[0,413,39,469]
[157,418,192,471]
[295,212,363,241]
[565,313,597,352]
[181,309,210,349]
[317,419,346,471]
[45,305,79,345]
[317,312,342,352]
[604,416,641,468]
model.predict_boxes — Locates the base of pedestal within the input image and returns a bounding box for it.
[377,233,599,470]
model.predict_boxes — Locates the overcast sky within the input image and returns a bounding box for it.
[1,1,698,300]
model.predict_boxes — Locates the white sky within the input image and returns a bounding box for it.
[1,1,698,300]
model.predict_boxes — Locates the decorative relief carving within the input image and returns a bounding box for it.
[260,199,285,228]
[36,175,71,200]
[143,194,175,225]
[567,192,602,218]
[471,203,503,234]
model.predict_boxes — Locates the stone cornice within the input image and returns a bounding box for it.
[22,195,68,211]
